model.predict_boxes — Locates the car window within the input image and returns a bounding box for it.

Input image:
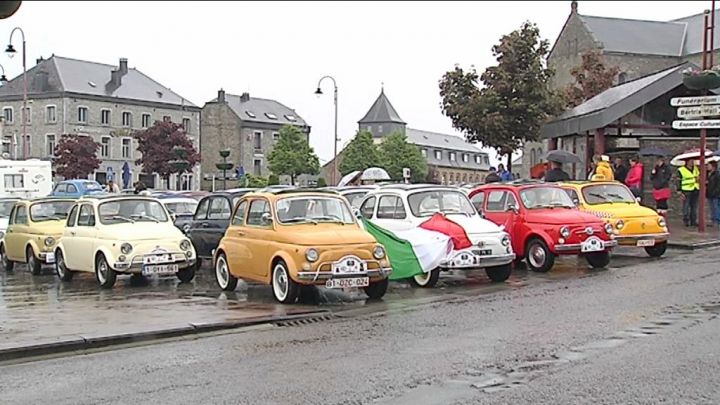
[0,200,16,218]
[343,192,367,209]
[12,205,28,224]
[564,188,580,205]
[232,200,247,226]
[247,199,271,227]
[77,204,96,227]
[30,201,75,222]
[276,196,354,224]
[470,192,485,212]
[407,190,475,217]
[360,196,376,219]
[504,193,519,210]
[165,202,198,215]
[486,191,508,212]
[194,198,210,220]
[208,197,231,220]
[377,195,407,220]
[83,181,103,192]
[53,183,67,193]
[67,184,78,194]
[66,205,79,227]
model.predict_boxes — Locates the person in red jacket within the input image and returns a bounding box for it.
[625,156,644,200]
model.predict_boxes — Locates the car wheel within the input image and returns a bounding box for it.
[585,251,610,268]
[271,260,299,304]
[95,254,117,289]
[410,268,440,288]
[26,247,42,275]
[485,263,512,282]
[55,250,73,282]
[364,278,389,300]
[1,244,13,272]
[644,242,667,258]
[525,238,555,273]
[215,253,238,291]
[176,266,195,283]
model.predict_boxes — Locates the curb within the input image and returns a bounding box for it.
[667,240,720,250]
[0,310,332,363]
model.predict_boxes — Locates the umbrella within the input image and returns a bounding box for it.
[361,167,391,181]
[541,150,582,164]
[638,147,671,157]
[670,149,715,166]
[337,170,362,187]
[121,162,131,189]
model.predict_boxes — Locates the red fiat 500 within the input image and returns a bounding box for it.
[469,181,617,272]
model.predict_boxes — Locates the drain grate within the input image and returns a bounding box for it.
[274,314,334,327]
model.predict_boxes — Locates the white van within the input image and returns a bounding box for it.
[0,159,53,199]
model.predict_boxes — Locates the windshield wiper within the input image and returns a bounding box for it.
[548,202,572,208]
[442,209,471,217]
[588,192,611,202]
[130,214,159,223]
[606,193,633,203]
[313,216,346,225]
[34,215,63,221]
[110,215,135,223]
[283,217,318,225]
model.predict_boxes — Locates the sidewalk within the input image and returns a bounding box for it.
[665,219,720,250]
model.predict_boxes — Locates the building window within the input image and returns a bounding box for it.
[182,118,191,133]
[23,134,31,156]
[378,125,383,133]
[99,109,110,126]
[450,152,456,162]
[421,149,427,158]
[46,105,56,123]
[618,72,627,84]
[163,115,171,123]
[253,159,262,175]
[366,125,371,132]
[101,136,111,158]
[77,107,88,124]
[272,132,280,142]
[475,155,481,164]
[46,134,56,157]
[4,174,23,188]
[254,131,262,150]
[22,107,31,124]
[122,112,132,127]
[121,138,131,158]
[530,149,536,166]
[435,150,442,160]
[3,107,13,124]
[463,153,468,163]
[142,113,151,128]
[264,112,278,120]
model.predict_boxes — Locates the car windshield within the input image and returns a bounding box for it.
[276,196,355,225]
[0,201,16,217]
[164,201,198,215]
[407,190,476,217]
[98,199,169,224]
[582,184,636,205]
[520,187,575,209]
[29,201,75,222]
[342,191,368,208]
[83,182,103,191]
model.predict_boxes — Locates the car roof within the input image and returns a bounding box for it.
[60,179,99,185]
[77,194,160,203]
[158,197,199,204]
[202,188,256,199]
[244,189,344,200]
[27,196,77,203]
[369,184,463,194]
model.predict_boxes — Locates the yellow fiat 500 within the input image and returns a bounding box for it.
[0,198,76,274]
[213,189,392,304]
[560,181,669,257]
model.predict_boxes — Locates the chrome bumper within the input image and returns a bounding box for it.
[439,252,516,269]
[296,267,392,281]
[614,233,670,244]
[113,251,196,272]
[555,239,617,252]
[38,251,55,264]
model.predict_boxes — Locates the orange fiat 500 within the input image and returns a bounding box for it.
[213,189,392,304]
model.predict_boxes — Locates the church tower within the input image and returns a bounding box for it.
[357,87,406,139]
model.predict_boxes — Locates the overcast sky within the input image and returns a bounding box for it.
[1,1,713,164]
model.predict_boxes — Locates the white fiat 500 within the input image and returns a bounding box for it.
[54,195,197,289]
[359,184,515,287]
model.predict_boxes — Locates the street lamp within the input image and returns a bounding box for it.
[6,27,26,160]
[315,75,338,185]
[0,63,7,84]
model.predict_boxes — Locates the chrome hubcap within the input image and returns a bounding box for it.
[57,255,65,276]
[273,265,288,301]
[529,245,546,268]
[27,255,34,272]
[98,261,107,283]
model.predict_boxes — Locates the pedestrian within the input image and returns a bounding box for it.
[625,156,644,199]
[106,179,120,193]
[614,157,628,184]
[706,161,720,226]
[484,167,501,184]
[591,154,614,181]
[497,163,512,182]
[678,159,700,227]
[650,156,672,217]
[543,161,571,182]
[133,180,147,195]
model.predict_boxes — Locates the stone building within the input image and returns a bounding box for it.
[322,89,490,184]
[0,55,200,189]
[200,89,310,190]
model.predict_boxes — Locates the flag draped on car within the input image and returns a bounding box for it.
[419,213,473,250]
[361,219,452,280]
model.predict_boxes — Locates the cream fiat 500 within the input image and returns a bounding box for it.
[55,195,197,288]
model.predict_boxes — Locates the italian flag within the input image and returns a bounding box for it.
[362,214,470,280]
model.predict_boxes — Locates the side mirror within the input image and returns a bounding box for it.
[506,203,519,214]
[352,207,363,219]
[572,198,579,205]
[261,212,273,225]
[636,197,641,203]
[170,213,177,222]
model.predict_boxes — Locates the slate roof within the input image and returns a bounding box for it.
[579,15,686,57]
[406,128,490,171]
[0,55,197,108]
[672,9,720,56]
[209,93,307,126]
[358,90,406,124]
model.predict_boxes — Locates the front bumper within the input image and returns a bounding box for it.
[439,251,516,269]
[297,267,392,282]
[38,251,57,264]
[555,239,617,253]
[113,250,196,273]
[614,232,670,246]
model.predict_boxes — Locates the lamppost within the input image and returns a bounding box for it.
[6,27,26,160]
[215,149,234,191]
[315,75,338,185]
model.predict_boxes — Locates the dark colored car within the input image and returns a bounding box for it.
[186,188,255,266]
[158,196,200,232]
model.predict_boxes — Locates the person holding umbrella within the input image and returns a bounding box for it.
[677,159,700,227]
[544,161,570,182]
[650,156,672,217]
[541,150,577,182]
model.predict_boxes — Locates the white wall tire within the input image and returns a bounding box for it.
[410,268,440,288]
[215,253,238,291]
[272,260,299,304]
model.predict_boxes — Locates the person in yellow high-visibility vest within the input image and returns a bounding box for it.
[678,159,700,227]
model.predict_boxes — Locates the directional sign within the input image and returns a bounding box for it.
[672,119,720,130]
[677,105,720,119]
[671,95,720,107]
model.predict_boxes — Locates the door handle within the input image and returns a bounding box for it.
[70,231,76,236]
[201,223,209,228]
[236,231,245,236]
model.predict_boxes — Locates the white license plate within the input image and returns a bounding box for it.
[581,237,604,253]
[143,254,172,265]
[45,252,55,264]
[331,257,365,274]
[637,239,655,247]
[142,264,179,275]
[325,277,369,289]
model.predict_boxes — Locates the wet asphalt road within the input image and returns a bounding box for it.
[1,247,719,404]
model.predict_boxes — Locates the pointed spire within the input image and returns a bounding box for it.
[358,87,405,124]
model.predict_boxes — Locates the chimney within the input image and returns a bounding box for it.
[36,56,44,65]
[106,58,128,93]
[571,0,578,14]
[240,92,250,102]
[119,58,128,75]
[218,88,226,103]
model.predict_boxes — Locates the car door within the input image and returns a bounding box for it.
[187,197,210,257]
[61,204,82,270]
[223,200,254,279]
[372,194,412,231]
[205,197,233,257]
[70,204,99,271]
[470,191,486,217]
[51,183,67,197]
[359,195,376,220]
[242,198,274,278]
[5,204,28,262]
[484,189,521,246]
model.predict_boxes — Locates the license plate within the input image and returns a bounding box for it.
[45,252,55,264]
[143,254,172,265]
[142,264,179,275]
[331,257,365,274]
[326,277,369,289]
[472,249,492,256]
[637,239,655,247]
[581,237,604,252]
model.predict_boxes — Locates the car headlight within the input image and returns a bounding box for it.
[604,223,614,234]
[120,243,133,254]
[44,236,55,247]
[560,226,571,238]
[305,248,319,263]
[373,246,386,259]
[501,234,511,247]
[180,239,191,251]
[657,217,666,228]
[616,219,624,230]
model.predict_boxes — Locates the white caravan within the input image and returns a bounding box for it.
[0,159,53,199]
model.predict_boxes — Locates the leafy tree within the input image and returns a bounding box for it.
[338,130,382,175]
[267,173,280,186]
[316,177,327,188]
[134,121,200,188]
[563,50,620,108]
[439,21,564,171]
[244,174,267,188]
[268,125,319,185]
[379,132,428,183]
[53,134,101,180]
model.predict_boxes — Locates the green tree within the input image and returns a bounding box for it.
[379,132,428,183]
[316,177,327,188]
[439,21,564,172]
[338,130,382,175]
[244,174,268,188]
[268,125,320,185]
[267,173,280,186]
[563,50,620,108]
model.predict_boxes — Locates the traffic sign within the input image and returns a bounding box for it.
[671,95,720,107]
[672,119,720,130]
[677,105,720,119]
